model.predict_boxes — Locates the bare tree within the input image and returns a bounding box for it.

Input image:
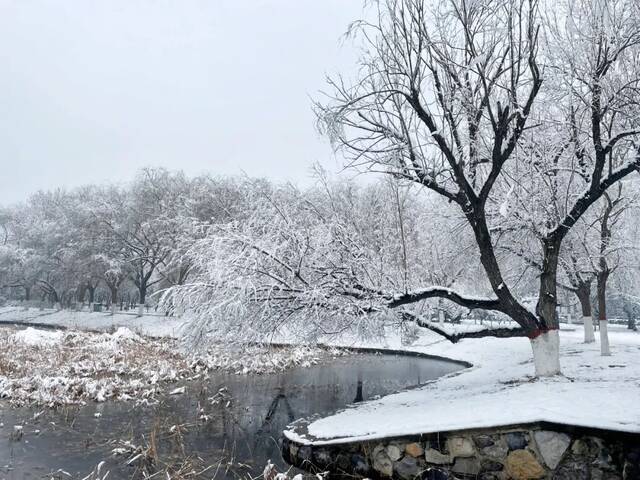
[315,0,640,375]
[559,236,597,343]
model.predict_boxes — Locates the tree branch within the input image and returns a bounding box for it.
[401,311,526,343]
[387,286,504,312]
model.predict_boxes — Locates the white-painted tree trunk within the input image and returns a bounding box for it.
[137,304,144,317]
[567,312,573,325]
[438,309,445,325]
[599,320,611,356]
[583,316,595,343]
[530,330,561,377]
[111,303,117,315]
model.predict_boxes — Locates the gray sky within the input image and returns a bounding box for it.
[0,1,364,204]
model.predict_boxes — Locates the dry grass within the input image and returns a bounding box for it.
[0,327,193,407]
[0,326,346,408]
[108,420,263,480]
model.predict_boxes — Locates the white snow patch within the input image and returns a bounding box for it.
[110,327,145,343]
[285,327,640,444]
[0,307,186,338]
[11,327,63,346]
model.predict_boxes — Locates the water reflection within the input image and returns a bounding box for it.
[0,353,461,479]
[354,372,364,403]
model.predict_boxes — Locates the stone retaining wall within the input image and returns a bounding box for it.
[282,422,640,479]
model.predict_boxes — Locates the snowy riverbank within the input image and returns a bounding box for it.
[0,326,187,406]
[3,306,638,437]
[0,324,344,407]
[286,326,640,444]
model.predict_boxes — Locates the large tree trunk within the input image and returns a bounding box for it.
[24,285,31,301]
[87,284,96,305]
[77,283,87,305]
[110,285,118,315]
[536,239,561,331]
[470,211,561,376]
[139,287,146,304]
[576,282,595,343]
[596,270,611,356]
[597,196,614,357]
[625,305,637,331]
[530,330,561,377]
[138,285,146,317]
[529,239,562,376]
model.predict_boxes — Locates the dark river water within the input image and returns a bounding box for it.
[0,352,462,479]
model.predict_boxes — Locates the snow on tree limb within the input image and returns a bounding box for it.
[387,287,503,312]
[553,153,640,240]
[400,311,526,344]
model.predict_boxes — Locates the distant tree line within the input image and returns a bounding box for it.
[0,168,248,314]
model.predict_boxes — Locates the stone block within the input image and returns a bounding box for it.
[447,436,475,458]
[505,432,529,451]
[425,448,452,465]
[482,442,508,459]
[405,442,425,458]
[474,434,495,448]
[289,443,299,459]
[552,456,589,480]
[505,450,545,480]
[534,430,571,469]
[395,456,421,480]
[480,459,503,473]
[452,457,481,476]
[387,444,403,461]
[312,448,332,468]
[335,453,350,471]
[351,453,370,476]
[373,444,394,477]
[297,445,312,464]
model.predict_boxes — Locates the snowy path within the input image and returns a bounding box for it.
[0,306,187,338]
[286,327,640,444]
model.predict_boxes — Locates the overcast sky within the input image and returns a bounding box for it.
[0,1,365,204]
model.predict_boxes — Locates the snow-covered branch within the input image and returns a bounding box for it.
[387,287,503,313]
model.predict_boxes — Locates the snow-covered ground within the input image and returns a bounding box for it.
[285,325,640,444]
[0,306,187,338]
